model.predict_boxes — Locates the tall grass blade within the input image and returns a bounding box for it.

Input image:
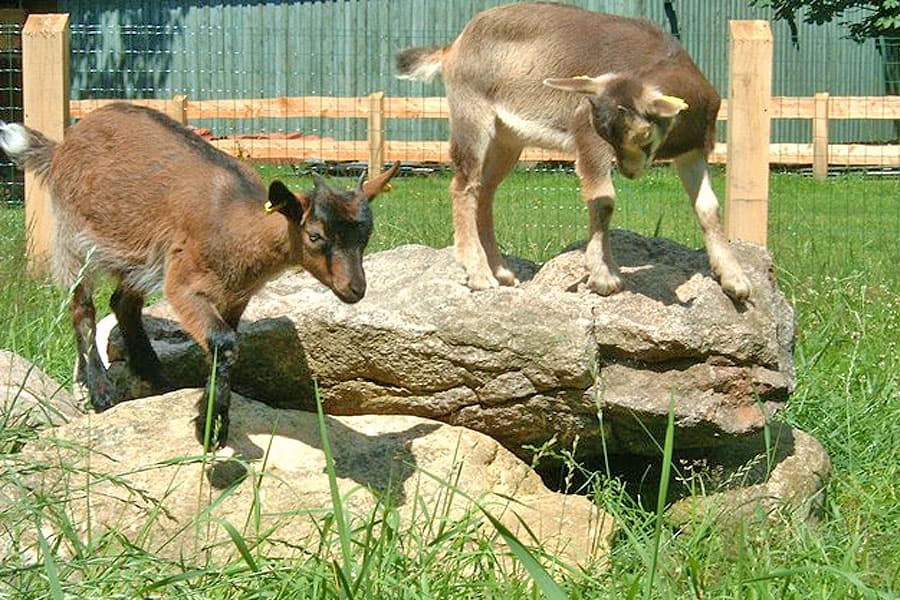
[36,524,65,600]
[479,509,569,600]
[314,381,354,593]
[332,560,356,600]
[412,461,569,599]
[217,518,260,572]
[201,347,218,452]
[743,566,894,600]
[644,395,676,600]
[139,568,211,595]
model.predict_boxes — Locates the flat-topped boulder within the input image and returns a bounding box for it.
[10,390,613,568]
[106,231,795,460]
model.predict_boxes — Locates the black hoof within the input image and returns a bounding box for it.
[89,378,118,412]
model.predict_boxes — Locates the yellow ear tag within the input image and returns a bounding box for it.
[660,95,689,111]
[362,181,393,193]
[264,200,283,215]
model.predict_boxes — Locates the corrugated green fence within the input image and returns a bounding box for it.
[57,0,896,143]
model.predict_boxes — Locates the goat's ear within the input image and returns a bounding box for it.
[360,160,401,201]
[265,180,310,222]
[543,73,619,95]
[649,94,689,118]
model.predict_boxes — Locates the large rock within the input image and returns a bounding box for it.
[667,423,832,525]
[0,350,82,430]
[106,232,795,460]
[9,390,613,567]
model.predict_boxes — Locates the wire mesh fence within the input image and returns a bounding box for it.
[0,22,22,206]
[1,2,897,276]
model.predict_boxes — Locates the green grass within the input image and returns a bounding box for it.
[1,166,898,598]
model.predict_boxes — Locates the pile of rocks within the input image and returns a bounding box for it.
[1,232,831,568]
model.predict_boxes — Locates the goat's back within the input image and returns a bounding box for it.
[443,3,719,156]
[48,103,265,289]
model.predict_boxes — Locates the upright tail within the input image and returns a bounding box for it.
[0,121,57,181]
[394,46,446,82]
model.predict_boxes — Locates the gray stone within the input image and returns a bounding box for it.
[104,232,795,460]
[0,350,82,430]
[12,390,614,568]
[667,423,832,525]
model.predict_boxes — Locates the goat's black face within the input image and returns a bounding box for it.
[272,162,399,304]
[588,93,675,180]
[543,75,685,180]
[302,187,374,304]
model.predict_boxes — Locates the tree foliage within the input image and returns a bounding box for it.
[751,0,899,42]
[753,0,899,114]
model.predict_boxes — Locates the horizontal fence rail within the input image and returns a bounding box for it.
[69,94,900,172]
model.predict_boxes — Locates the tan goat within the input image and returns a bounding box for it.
[396,2,750,300]
[0,103,399,448]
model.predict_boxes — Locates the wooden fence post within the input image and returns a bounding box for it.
[165,93,188,125]
[813,92,830,180]
[725,20,772,246]
[367,91,385,180]
[22,13,70,277]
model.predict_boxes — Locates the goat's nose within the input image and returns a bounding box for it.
[339,281,366,304]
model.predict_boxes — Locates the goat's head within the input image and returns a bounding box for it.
[544,74,688,179]
[265,161,401,303]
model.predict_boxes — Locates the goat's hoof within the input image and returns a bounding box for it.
[494,266,520,287]
[87,381,118,412]
[466,271,500,290]
[587,273,624,296]
[720,270,752,302]
[195,412,229,451]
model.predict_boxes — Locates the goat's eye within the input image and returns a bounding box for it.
[308,232,323,243]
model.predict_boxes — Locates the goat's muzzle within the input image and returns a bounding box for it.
[334,279,366,304]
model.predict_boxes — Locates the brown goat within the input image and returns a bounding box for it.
[0,103,399,449]
[396,2,750,300]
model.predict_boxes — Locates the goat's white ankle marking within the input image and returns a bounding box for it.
[695,176,719,220]
[677,154,719,222]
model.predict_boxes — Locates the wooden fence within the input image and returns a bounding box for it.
[68,93,900,174]
[16,14,900,274]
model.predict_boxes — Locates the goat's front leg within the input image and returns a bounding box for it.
[576,141,623,295]
[585,195,623,295]
[165,261,238,449]
[72,283,117,411]
[675,150,751,301]
[197,324,237,450]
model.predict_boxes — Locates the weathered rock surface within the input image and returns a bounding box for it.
[667,423,832,525]
[107,233,795,460]
[0,350,82,430]
[10,390,613,567]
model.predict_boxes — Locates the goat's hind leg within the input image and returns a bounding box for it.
[477,139,523,286]
[449,106,502,289]
[71,282,117,411]
[110,286,171,392]
[675,150,751,301]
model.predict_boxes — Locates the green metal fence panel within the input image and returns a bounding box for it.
[52,0,900,144]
